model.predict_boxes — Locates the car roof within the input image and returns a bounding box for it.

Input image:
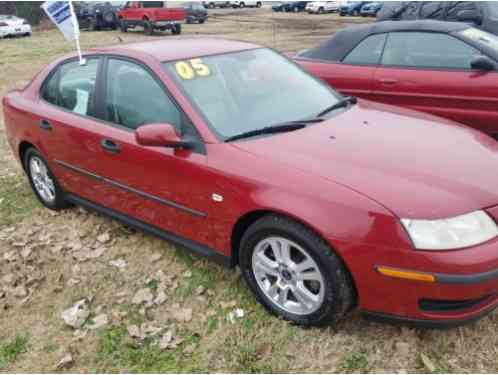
[91,38,260,62]
[299,20,471,61]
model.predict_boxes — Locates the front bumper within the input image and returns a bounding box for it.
[333,221,498,327]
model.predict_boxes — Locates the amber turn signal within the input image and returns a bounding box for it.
[376,266,436,283]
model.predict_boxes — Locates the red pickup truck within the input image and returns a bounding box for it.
[118,1,185,35]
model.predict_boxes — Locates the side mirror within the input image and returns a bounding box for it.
[457,9,483,25]
[470,55,496,71]
[135,123,191,148]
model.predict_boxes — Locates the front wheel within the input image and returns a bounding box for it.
[239,215,355,326]
[24,148,70,211]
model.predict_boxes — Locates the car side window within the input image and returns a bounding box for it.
[342,34,387,65]
[105,59,182,130]
[42,58,99,117]
[382,32,479,69]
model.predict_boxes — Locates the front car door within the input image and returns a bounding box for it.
[372,31,498,135]
[87,56,217,248]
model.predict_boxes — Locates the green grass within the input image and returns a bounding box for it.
[338,350,369,373]
[95,327,204,373]
[0,335,29,370]
[0,174,39,228]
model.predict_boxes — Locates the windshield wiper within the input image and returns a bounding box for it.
[225,123,308,142]
[317,96,357,118]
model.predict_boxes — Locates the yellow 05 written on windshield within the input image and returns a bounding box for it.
[175,58,211,80]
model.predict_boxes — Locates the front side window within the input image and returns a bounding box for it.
[105,59,182,130]
[381,32,479,69]
[163,48,339,140]
[42,58,99,117]
[342,33,387,65]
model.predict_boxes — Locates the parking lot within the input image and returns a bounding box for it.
[1,6,498,373]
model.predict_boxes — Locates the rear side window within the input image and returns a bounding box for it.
[41,58,99,117]
[342,33,387,65]
[381,32,479,69]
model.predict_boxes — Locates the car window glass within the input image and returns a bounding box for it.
[460,28,498,53]
[342,34,387,65]
[56,58,99,116]
[142,1,164,8]
[163,48,339,140]
[41,70,59,105]
[382,32,478,69]
[105,59,181,130]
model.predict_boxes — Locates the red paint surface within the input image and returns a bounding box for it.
[295,59,498,135]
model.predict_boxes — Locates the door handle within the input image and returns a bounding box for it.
[101,139,121,154]
[378,78,398,85]
[39,119,52,131]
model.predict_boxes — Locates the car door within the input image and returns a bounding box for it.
[37,57,112,203]
[372,31,498,135]
[86,56,216,246]
[300,33,386,99]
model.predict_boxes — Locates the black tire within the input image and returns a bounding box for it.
[240,2,245,8]
[239,215,355,326]
[256,2,261,7]
[186,17,192,24]
[172,24,182,35]
[353,9,359,16]
[318,7,324,14]
[89,17,99,31]
[143,19,153,35]
[199,19,206,24]
[24,148,70,211]
[120,19,128,32]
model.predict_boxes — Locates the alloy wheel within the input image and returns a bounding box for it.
[252,236,325,315]
[29,156,56,204]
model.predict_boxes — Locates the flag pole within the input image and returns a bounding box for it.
[68,0,85,65]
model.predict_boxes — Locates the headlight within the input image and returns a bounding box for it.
[401,210,498,250]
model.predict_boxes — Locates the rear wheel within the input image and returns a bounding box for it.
[143,20,153,35]
[120,19,128,32]
[239,215,355,326]
[318,7,324,14]
[199,19,206,24]
[172,24,182,35]
[24,148,70,211]
[256,2,262,7]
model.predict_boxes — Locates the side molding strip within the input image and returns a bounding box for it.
[55,160,206,218]
[65,194,232,268]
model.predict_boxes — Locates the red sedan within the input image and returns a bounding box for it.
[295,21,498,137]
[4,38,498,327]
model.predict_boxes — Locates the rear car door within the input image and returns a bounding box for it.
[300,33,386,99]
[38,57,112,202]
[372,31,498,135]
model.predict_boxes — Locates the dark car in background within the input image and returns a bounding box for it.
[377,2,498,36]
[183,2,208,24]
[76,1,123,31]
[340,1,370,16]
[272,2,309,12]
[360,2,382,17]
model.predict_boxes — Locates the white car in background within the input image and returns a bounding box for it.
[231,1,262,8]
[306,1,341,14]
[0,15,32,38]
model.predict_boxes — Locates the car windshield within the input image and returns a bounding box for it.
[163,48,339,140]
[459,28,498,53]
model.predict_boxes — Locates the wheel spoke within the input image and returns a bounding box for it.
[266,283,279,300]
[254,253,279,277]
[296,270,322,282]
[293,282,319,307]
[277,287,289,306]
[293,257,315,273]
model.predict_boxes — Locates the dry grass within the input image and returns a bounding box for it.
[1,7,498,373]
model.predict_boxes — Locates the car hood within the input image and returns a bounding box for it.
[1,17,25,26]
[232,100,498,219]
